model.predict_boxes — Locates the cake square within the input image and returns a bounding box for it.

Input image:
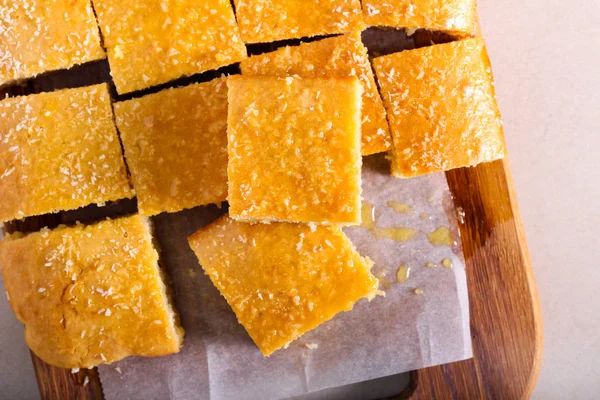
[114,77,229,216]
[233,0,365,43]
[0,215,184,368]
[372,38,505,178]
[91,0,247,94]
[362,0,477,36]
[227,75,363,225]
[0,84,133,223]
[188,215,379,356]
[0,0,106,87]
[240,32,391,155]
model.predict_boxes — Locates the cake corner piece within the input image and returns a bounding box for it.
[0,214,183,368]
[373,37,505,178]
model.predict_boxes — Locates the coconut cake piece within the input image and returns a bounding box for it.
[0,0,106,87]
[0,84,133,223]
[372,38,505,178]
[240,32,391,155]
[188,215,379,356]
[227,75,363,225]
[114,77,228,216]
[362,0,477,37]
[91,0,247,94]
[0,215,184,369]
[233,0,364,44]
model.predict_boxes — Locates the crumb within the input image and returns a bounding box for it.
[396,264,410,283]
[368,289,386,300]
[442,258,453,269]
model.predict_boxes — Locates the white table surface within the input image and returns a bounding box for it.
[478,0,600,397]
[0,0,598,398]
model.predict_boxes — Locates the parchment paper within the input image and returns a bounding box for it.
[99,154,471,400]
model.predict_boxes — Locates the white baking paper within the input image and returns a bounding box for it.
[98,154,471,400]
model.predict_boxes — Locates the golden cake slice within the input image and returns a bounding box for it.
[188,215,379,356]
[92,0,247,94]
[233,0,364,43]
[0,84,133,223]
[0,0,106,87]
[240,32,391,155]
[114,77,228,216]
[227,75,363,225]
[362,0,477,37]
[373,38,505,178]
[0,215,184,369]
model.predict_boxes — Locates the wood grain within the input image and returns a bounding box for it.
[31,354,103,400]
[401,159,543,399]
[1,29,542,400]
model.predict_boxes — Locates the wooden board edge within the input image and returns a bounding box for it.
[30,352,103,400]
[399,159,542,399]
[500,156,544,397]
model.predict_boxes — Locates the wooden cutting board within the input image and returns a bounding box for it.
[1,30,542,400]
